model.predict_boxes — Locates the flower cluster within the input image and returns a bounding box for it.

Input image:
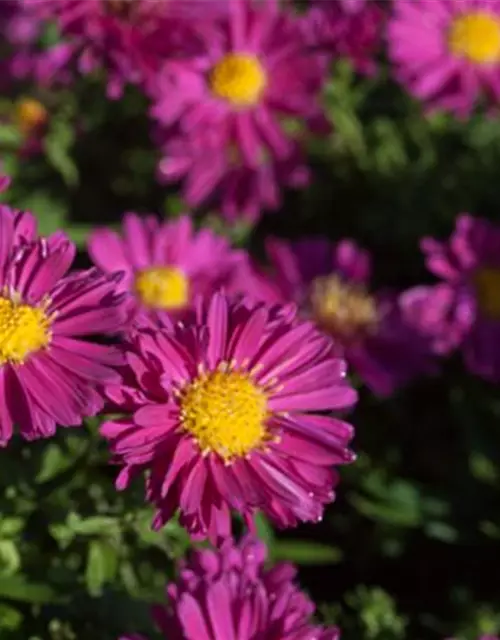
[119,536,340,640]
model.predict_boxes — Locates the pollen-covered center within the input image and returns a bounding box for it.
[210,53,267,107]
[449,12,500,64]
[15,98,47,137]
[134,266,188,310]
[310,274,378,338]
[474,267,500,319]
[180,370,269,460]
[0,296,52,365]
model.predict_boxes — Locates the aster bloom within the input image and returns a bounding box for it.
[88,213,247,322]
[0,206,127,445]
[119,536,340,640]
[150,0,327,220]
[401,215,500,382]
[102,292,356,542]
[156,125,310,223]
[388,0,500,116]
[302,0,385,75]
[15,0,219,97]
[236,237,434,396]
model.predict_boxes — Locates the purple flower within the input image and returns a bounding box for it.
[0,205,127,445]
[388,0,500,116]
[150,0,327,221]
[155,124,311,224]
[119,536,341,640]
[235,237,435,396]
[101,292,356,543]
[302,0,385,75]
[401,215,500,382]
[15,0,216,97]
[88,213,247,324]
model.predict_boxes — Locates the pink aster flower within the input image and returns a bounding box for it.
[401,215,500,382]
[0,206,127,446]
[119,536,340,640]
[88,213,248,323]
[302,0,385,75]
[15,0,220,97]
[235,237,434,396]
[388,0,500,116]
[102,292,356,543]
[156,124,310,223]
[150,0,327,220]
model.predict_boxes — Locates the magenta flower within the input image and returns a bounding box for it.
[15,0,215,97]
[0,206,127,446]
[150,0,327,220]
[302,0,385,75]
[119,536,341,640]
[388,0,500,116]
[401,215,500,382]
[102,292,356,543]
[156,125,310,223]
[235,237,434,396]
[88,213,247,323]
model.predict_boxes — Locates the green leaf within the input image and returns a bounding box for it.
[85,540,107,596]
[67,514,119,537]
[43,119,78,187]
[0,575,61,604]
[271,540,341,565]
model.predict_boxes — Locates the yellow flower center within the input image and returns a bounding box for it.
[448,12,500,64]
[209,53,267,107]
[180,369,269,460]
[15,98,47,137]
[310,275,378,338]
[134,267,188,310]
[0,296,52,365]
[474,267,500,319]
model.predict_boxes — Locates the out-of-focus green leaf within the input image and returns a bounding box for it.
[271,540,341,565]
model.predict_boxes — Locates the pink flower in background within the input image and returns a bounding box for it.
[0,174,10,193]
[388,0,500,116]
[0,206,127,446]
[102,292,356,543]
[150,0,327,220]
[401,215,500,382]
[14,0,215,97]
[303,0,385,75]
[236,237,434,396]
[88,213,247,324]
[156,125,310,223]
[119,536,341,640]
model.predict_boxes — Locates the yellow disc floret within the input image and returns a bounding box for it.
[134,267,188,310]
[310,274,378,339]
[449,12,500,64]
[15,98,47,137]
[210,53,267,107]
[0,295,52,365]
[180,369,269,460]
[474,267,500,319]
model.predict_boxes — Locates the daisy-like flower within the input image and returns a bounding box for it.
[302,0,385,75]
[150,0,327,220]
[0,205,127,445]
[401,215,500,382]
[102,292,356,542]
[88,213,248,322]
[156,124,310,223]
[236,237,434,396]
[15,0,220,97]
[118,536,340,640]
[388,0,500,116]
